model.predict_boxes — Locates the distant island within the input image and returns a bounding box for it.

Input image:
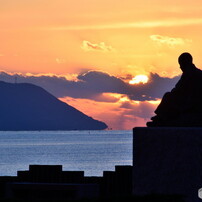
[0,81,107,130]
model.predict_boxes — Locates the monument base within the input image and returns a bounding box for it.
[133,127,202,202]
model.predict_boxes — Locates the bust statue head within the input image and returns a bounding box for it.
[178,52,193,72]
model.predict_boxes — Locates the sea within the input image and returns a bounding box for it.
[0,130,133,177]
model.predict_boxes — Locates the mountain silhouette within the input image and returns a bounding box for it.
[0,81,107,130]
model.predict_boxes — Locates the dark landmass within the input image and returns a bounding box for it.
[0,81,107,130]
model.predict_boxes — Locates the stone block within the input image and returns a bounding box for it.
[133,127,202,202]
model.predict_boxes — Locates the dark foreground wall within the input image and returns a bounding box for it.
[0,165,132,200]
[133,127,202,202]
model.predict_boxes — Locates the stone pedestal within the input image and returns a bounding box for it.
[133,127,202,202]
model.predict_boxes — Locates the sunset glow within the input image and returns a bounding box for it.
[129,75,149,84]
[0,0,202,129]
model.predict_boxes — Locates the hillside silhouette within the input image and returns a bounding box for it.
[0,81,107,130]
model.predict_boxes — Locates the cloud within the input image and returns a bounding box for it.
[60,96,159,130]
[60,96,127,129]
[81,40,114,52]
[0,70,180,129]
[46,18,202,31]
[0,70,180,102]
[120,100,159,119]
[56,58,66,64]
[150,35,192,47]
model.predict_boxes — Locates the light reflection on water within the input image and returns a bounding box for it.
[0,130,132,176]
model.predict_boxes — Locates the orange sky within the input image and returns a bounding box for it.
[0,0,202,129]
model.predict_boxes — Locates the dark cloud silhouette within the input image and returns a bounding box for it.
[0,70,180,101]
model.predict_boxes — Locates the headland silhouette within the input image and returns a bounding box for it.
[0,81,107,130]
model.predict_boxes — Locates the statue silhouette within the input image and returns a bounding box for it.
[147,52,202,127]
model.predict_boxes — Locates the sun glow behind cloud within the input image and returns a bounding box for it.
[129,75,149,84]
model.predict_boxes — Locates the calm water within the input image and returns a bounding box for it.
[0,130,132,176]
